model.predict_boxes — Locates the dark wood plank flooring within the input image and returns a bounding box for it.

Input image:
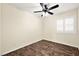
[3,40,79,56]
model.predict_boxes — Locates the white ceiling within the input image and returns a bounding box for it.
[9,3,79,16]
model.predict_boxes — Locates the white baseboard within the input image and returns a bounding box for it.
[1,45,27,55]
[1,40,41,56]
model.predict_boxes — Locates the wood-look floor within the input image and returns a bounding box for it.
[3,40,79,56]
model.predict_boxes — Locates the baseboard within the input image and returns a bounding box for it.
[1,39,41,56]
[43,39,79,49]
[1,39,79,56]
[3,39,79,56]
[1,44,27,55]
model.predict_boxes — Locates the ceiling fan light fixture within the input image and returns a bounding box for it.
[34,3,59,17]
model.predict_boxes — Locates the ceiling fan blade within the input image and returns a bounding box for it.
[45,5,48,9]
[49,4,59,10]
[48,11,53,15]
[40,3,44,8]
[34,11,42,13]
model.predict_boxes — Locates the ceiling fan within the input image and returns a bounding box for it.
[34,3,59,16]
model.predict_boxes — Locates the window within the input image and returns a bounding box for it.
[57,19,63,32]
[65,18,74,32]
[57,17,74,33]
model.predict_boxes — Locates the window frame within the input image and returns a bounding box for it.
[56,17,76,33]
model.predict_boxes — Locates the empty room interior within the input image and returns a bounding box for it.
[0,3,79,56]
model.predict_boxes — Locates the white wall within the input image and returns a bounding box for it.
[78,8,79,42]
[0,4,1,55]
[1,4,42,55]
[44,8,79,48]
